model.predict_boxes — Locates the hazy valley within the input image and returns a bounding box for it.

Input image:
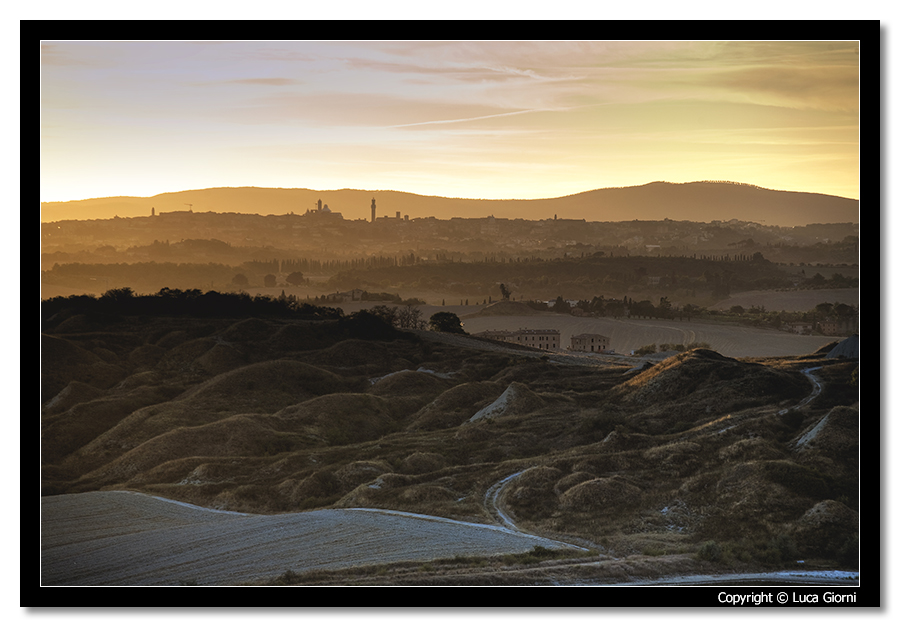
[40,183,860,587]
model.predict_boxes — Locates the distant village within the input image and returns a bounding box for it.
[42,195,859,266]
[41,195,859,343]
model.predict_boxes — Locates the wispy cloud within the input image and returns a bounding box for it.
[225,77,301,86]
[39,40,862,203]
[219,91,520,129]
[711,64,860,112]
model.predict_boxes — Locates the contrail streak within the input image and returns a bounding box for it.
[388,107,560,128]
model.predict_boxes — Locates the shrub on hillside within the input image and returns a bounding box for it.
[696,540,723,563]
[559,475,642,512]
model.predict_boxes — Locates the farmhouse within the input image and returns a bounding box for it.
[819,317,858,336]
[474,328,561,350]
[784,321,815,335]
[568,333,611,353]
[322,288,366,303]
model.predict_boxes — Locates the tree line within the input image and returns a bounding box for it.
[323,253,794,299]
[256,253,422,274]
[521,293,857,332]
[41,287,467,336]
[523,295,701,321]
[41,287,344,324]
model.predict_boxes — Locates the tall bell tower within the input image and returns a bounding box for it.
[371,197,376,223]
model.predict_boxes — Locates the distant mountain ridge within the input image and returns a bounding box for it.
[40,181,859,227]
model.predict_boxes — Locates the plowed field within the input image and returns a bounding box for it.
[40,491,573,586]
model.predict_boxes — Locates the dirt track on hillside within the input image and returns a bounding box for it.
[41,491,574,586]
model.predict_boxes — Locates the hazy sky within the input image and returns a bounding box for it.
[40,40,861,203]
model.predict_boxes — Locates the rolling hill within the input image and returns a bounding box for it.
[40,295,861,584]
[40,181,859,227]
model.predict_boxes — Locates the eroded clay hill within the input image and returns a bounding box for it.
[41,307,859,568]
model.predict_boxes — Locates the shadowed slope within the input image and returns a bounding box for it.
[609,349,810,431]
[41,334,127,402]
[41,308,860,578]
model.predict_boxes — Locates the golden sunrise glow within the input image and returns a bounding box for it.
[40,40,860,212]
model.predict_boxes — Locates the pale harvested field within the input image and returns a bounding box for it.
[41,491,574,586]
[711,288,858,312]
[459,314,841,358]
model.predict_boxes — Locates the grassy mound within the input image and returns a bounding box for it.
[368,370,453,398]
[268,322,339,352]
[126,344,168,370]
[406,381,507,431]
[560,476,643,512]
[468,382,545,422]
[177,360,355,413]
[334,473,416,508]
[788,500,859,564]
[274,393,403,445]
[699,459,835,538]
[553,471,596,496]
[191,343,248,375]
[156,337,218,372]
[300,338,424,377]
[400,451,447,475]
[335,460,395,491]
[41,334,126,401]
[794,405,859,460]
[41,384,185,467]
[42,380,104,416]
[504,466,565,519]
[610,348,809,431]
[221,318,276,342]
[77,414,310,487]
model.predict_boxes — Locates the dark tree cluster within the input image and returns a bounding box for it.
[41,287,344,329]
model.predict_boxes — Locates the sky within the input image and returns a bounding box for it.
[39,40,862,205]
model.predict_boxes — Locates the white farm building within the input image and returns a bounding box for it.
[568,333,610,353]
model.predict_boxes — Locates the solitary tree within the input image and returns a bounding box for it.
[551,296,570,314]
[286,271,305,286]
[429,311,465,334]
[833,302,855,318]
[397,304,425,329]
[499,283,512,300]
[232,274,249,288]
[657,296,673,319]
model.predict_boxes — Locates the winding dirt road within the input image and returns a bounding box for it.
[781,366,824,413]
[483,470,593,552]
[483,470,526,531]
